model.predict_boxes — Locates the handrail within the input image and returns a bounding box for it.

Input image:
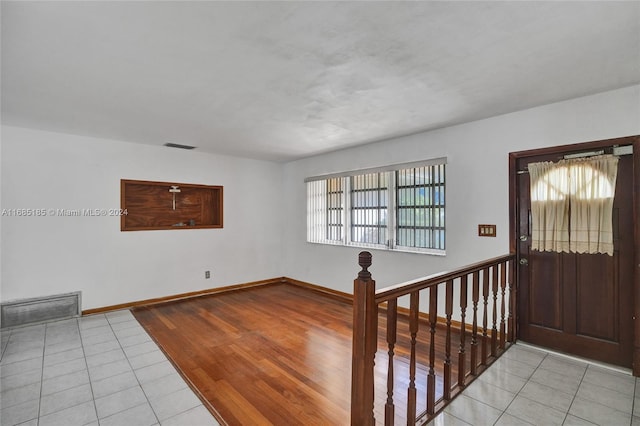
[351,251,517,426]
[375,253,515,303]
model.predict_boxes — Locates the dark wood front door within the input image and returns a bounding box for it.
[514,141,635,368]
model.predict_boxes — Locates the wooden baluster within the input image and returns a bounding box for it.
[351,252,377,426]
[481,268,489,365]
[458,275,468,387]
[491,265,499,357]
[470,271,480,376]
[500,262,507,349]
[444,280,453,401]
[407,291,419,425]
[385,299,397,426]
[426,286,438,415]
[508,258,516,343]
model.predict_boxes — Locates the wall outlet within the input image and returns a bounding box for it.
[205,271,211,279]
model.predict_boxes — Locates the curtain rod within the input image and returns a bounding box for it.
[517,145,633,174]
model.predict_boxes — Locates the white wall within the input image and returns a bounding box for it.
[1,126,284,309]
[282,85,640,294]
[2,85,638,311]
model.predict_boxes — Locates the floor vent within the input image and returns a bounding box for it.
[1,292,81,328]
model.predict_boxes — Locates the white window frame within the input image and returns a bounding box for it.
[306,158,446,255]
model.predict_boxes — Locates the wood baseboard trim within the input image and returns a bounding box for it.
[380,303,488,334]
[81,277,284,315]
[83,277,487,335]
[282,277,353,304]
[282,279,485,334]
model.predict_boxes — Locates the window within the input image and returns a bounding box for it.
[396,164,445,250]
[306,159,446,254]
[326,178,344,241]
[351,173,388,246]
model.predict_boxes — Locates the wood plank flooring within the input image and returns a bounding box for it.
[132,283,498,426]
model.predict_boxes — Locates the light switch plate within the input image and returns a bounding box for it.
[478,224,496,237]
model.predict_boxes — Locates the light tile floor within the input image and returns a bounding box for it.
[431,343,639,426]
[2,311,638,426]
[0,310,219,426]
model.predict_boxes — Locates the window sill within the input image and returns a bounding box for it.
[307,241,446,256]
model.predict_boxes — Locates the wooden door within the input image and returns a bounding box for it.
[515,145,635,368]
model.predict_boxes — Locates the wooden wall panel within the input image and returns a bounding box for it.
[121,179,223,231]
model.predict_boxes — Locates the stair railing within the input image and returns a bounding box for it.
[351,251,516,425]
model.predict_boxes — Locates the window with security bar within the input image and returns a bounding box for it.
[306,159,446,254]
[396,164,445,250]
[350,173,388,246]
[326,178,344,242]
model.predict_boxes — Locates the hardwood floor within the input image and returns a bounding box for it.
[132,283,495,425]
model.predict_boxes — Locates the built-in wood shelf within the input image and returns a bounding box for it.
[121,179,223,231]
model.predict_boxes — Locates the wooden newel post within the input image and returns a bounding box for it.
[351,251,377,426]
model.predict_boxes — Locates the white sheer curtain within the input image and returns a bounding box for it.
[568,155,618,255]
[529,161,570,253]
[529,155,618,256]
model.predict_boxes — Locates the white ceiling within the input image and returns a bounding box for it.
[2,1,639,162]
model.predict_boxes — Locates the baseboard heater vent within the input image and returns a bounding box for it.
[1,292,81,328]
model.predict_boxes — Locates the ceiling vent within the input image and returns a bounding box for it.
[164,143,196,150]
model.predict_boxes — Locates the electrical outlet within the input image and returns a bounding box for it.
[205,271,211,279]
